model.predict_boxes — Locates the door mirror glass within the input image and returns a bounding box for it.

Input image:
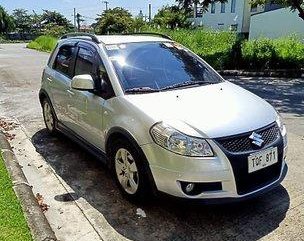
[71,74,94,91]
[100,77,108,92]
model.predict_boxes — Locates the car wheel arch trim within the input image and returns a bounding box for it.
[105,127,158,193]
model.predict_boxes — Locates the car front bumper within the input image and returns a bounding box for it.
[141,135,288,200]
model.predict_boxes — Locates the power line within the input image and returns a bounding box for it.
[82,15,96,20]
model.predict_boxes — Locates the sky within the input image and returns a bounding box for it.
[1,0,175,25]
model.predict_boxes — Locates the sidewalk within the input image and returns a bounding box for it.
[7,122,126,241]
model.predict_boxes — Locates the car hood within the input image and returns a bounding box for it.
[124,81,277,138]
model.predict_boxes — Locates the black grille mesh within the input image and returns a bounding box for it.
[216,123,280,153]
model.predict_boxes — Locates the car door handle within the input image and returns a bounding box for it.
[47,77,53,82]
[67,90,75,96]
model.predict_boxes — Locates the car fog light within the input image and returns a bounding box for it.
[185,183,195,193]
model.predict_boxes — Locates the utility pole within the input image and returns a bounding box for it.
[76,13,82,32]
[102,1,109,11]
[148,3,152,22]
[73,8,77,31]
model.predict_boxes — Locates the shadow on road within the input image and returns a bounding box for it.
[228,77,304,117]
[32,129,290,241]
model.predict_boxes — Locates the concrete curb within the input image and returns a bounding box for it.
[218,69,304,78]
[0,132,57,241]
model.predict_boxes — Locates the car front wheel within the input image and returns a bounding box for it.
[111,139,150,202]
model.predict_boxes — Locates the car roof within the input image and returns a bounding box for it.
[96,35,172,45]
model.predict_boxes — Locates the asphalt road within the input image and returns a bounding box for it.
[0,43,304,241]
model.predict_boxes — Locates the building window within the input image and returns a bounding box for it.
[231,0,236,13]
[251,5,257,12]
[221,3,225,13]
[211,2,216,13]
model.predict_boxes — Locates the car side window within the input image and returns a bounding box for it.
[97,58,115,99]
[75,45,115,99]
[75,47,95,77]
[54,45,76,78]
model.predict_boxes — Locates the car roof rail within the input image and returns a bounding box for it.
[123,32,173,40]
[60,32,101,44]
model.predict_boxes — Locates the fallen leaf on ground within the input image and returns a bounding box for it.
[0,117,19,141]
[36,193,49,212]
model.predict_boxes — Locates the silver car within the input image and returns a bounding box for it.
[39,33,288,202]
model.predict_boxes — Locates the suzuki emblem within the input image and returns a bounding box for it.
[249,132,264,147]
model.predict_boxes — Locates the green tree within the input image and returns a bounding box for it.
[153,5,191,29]
[30,11,43,35]
[39,10,73,36]
[41,10,72,29]
[133,16,147,32]
[12,9,32,34]
[176,0,227,14]
[95,7,134,34]
[250,0,304,21]
[0,6,15,34]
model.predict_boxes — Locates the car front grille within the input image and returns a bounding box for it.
[214,122,284,195]
[224,138,284,195]
[215,123,280,153]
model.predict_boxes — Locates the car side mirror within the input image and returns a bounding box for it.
[71,74,94,91]
[100,77,108,92]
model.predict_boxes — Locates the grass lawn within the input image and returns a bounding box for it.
[0,154,32,241]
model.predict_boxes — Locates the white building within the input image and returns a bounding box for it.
[193,0,283,35]
[193,0,252,34]
[249,8,304,39]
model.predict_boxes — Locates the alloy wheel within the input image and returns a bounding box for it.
[115,148,139,195]
[43,101,54,131]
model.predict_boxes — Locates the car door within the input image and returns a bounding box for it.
[48,43,77,124]
[66,42,115,150]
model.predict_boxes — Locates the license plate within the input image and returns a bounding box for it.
[248,147,278,173]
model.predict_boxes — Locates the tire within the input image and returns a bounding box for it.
[42,98,57,135]
[110,139,151,202]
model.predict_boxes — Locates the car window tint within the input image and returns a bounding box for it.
[54,46,76,78]
[75,48,94,76]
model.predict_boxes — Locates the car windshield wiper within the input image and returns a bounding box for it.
[124,87,159,94]
[161,80,214,91]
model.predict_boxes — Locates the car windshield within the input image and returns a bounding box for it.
[106,42,223,93]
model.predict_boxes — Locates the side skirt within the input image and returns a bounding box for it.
[56,122,108,165]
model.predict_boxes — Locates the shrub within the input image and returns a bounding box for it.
[25,31,304,71]
[242,38,276,69]
[274,37,304,69]
[27,35,57,52]
[241,37,304,70]
[41,23,68,38]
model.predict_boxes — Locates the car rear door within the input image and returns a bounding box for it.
[48,43,77,125]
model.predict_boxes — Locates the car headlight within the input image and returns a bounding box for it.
[276,113,287,147]
[150,122,214,157]
[276,114,286,136]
